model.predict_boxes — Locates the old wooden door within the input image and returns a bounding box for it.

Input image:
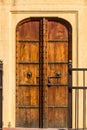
[16,18,72,128]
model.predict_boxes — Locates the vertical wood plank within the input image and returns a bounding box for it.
[16,19,40,127]
[47,20,69,128]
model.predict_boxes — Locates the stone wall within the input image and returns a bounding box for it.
[0,0,87,128]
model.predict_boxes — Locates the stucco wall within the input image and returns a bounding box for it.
[0,0,87,128]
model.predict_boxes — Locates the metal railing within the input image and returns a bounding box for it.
[69,62,87,129]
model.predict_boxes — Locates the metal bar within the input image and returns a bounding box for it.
[77,86,79,129]
[17,84,87,88]
[37,76,61,78]
[18,61,68,64]
[83,70,86,129]
[16,106,40,108]
[18,62,39,64]
[16,106,68,109]
[71,68,87,71]
[17,84,39,86]
[48,76,61,78]
[48,39,68,42]
[69,87,87,89]
[18,39,68,43]
[68,60,72,128]
[18,40,39,42]
[76,86,79,129]
[47,84,68,86]
[48,61,68,64]
[48,106,68,108]
[75,88,77,129]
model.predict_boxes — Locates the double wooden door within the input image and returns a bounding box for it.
[16,18,72,128]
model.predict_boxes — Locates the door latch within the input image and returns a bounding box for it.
[48,77,51,87]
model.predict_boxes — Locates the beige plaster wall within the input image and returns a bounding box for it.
[0,0,87,128]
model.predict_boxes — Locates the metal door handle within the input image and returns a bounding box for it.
[27,72,32,77]
[55,71,61,78]
[47,72,61,87]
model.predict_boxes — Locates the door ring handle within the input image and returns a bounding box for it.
[27,72,32,77]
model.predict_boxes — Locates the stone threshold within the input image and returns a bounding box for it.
[3,128,87,130]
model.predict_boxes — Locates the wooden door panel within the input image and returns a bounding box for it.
[48,64,68,84]
[54,42,68,61]
[48,87,68,106]
[48,87,55,106]
[48,21,68,40]
[17,21,39,40]
[48,106,68,127]
[16,87,39,106]
[48,42,68,62]
[55,108,68,127]
[48,43,55,62]
[18,64,39,84]
[55,87,68,106]
[47,20,68,127]
[16,19,40,127]
[48,109,55,127]
[16,108,39,127]
[48,108,68,128]
[18,42,39,62]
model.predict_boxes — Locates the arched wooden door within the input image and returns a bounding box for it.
[16,17,72,128]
